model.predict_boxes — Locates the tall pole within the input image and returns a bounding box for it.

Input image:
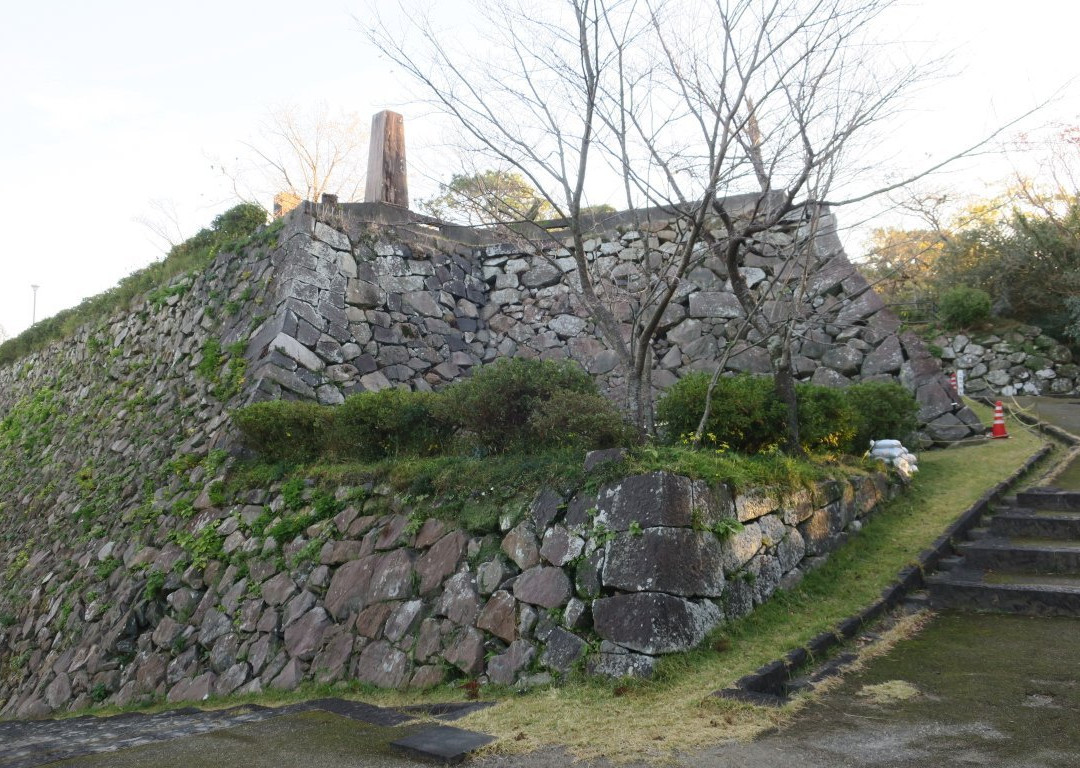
[30,284,39,325]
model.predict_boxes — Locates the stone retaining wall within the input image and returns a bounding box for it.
[936,326,1078,397]
[0,457,894,716]
[245,200,981,442]
[0,197,940,717]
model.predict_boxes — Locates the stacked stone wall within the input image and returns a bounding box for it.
[935,326,1078,397]
[244,201,982,443]
[0,197,953,716]
[0,455,894,715]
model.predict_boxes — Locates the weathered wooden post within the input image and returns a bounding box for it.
[364,110,408,208]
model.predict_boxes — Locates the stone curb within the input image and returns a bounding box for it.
[715,431,1055,706]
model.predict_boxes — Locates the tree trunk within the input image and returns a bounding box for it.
[772,347,804,457]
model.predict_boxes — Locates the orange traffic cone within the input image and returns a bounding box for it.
[949,372,957,391]
[991,400,1009,439]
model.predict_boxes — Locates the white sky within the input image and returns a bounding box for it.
[0,0,1076,340]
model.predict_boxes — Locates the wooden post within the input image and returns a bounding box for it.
[364,110,409,207]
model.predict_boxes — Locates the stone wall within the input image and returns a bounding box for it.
[0,196,949,716]
[935,326,1078,397]
[0,233,281,715]
[244,200,982,443]
[0,451,894,715]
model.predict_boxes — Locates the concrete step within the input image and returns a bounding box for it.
[990,510,1080,539]
[957,536,1080,575]
[928,568,1080,617]
[1016,489,1080,512]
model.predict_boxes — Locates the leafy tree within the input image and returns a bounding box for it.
[421,169,557,225]
[860,227,947,307]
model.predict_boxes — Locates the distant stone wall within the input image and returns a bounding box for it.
[936,326,1078,397]
[0,457,895,715]
[246,201,982,443]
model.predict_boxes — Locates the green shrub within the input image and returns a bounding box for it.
[656,372,788,453]
[794,383,859,453]
[233,359,634,463]
[231,399,332,463]
[438,358,621,453]
[527,390,639,450]
[939,285,992,329]
[326,389,450,461]
[845,381,919,451]
[657,373,913,455]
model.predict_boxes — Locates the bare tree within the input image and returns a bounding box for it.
[215,103,369,213]
[366,0,1029,446]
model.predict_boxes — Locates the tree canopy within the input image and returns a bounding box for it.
[420,169,557,225]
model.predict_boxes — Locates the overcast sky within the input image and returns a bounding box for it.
[0,1,1075,340]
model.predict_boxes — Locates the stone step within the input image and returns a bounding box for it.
[990,510,1080,539]
[937,555,966,572]
[1016,489,1080,512]
[927,568,1080,617]
[957,536,1080,574]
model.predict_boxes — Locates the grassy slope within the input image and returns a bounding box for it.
[451,401,1047,760]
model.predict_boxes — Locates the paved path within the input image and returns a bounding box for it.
[2,699,490,767]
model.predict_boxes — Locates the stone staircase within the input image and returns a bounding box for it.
[928,489,1080,616]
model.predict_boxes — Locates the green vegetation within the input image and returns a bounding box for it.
[862,181,1080,343]
[228,361,907,537]
[656,373,918,454]
[195,338,248,401]
[0,387,63,454]
[939,285,992,329]
[420,169,557,225]
[0,203,271,368]
[233,358,636,465]
[434,358,635,453]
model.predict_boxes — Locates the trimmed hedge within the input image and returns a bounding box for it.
[433,357,626,453]
[326,389,450,461]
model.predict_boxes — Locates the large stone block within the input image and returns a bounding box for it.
[592,592,722,655]
[415,531,468,595]
[514,566,572,608]
[487,640,536,685]
[477,590,517,644]
[501,521,540,570]
[355,640,410,688]
[602,528,725,597]
[689,292,744,319]
[861,335,903,376]
[595,472,696,530]
[540,627,589,674]
[324,557,376,621]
